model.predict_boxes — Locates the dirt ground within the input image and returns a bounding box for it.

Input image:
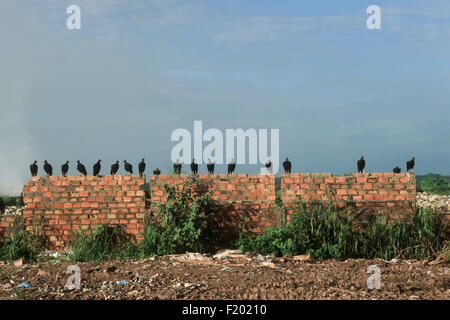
[0,251,448,300]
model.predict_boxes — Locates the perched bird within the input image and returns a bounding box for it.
[153,168,161,175]
[77,160,87,176]
[357,156,366,173]
[173,159,182,174]
[393,166,401,174]
[207,159,214,174]
[110,161,119,176]
[406,157,415,173]
[93,160,101,176]
[43,160,53,176]
[139,159,146,178]
[228,159,236,174]
[191,159,198,175]
[61,161,69,177]
[30,160,38,177]
[265,159,273,173]
[124,160,133,174]
[283,158,292,174]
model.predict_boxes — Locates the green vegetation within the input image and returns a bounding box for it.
[0,195,24,208]
[0,215,47,262]
[236,203,448,260]
[416,174,450,195]
[275,177,281,191]
[139,178,217,256]
[69,224,139,262]
[69,177,217,261]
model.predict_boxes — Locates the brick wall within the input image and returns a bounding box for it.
[0,214,17,241]
[149,174,277,239]
[281,173,416,220]
[18,175,146,249]
[0,172,423,249]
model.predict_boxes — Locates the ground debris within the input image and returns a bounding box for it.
[0,256,448,300]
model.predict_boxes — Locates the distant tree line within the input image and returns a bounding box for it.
[416,174,450,195]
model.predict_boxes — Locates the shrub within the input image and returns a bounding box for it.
[69,224,138,262]
[237,227,296,257]
[0,195,25,208]
[140,177,217,256]
[0,215,46,262]
[236,202,447,261]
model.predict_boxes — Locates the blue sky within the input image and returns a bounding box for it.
[0,0,449,194]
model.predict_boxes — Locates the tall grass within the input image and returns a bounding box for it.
[0,215,47,262]
[69,224,139,262]
[236,203,448,260]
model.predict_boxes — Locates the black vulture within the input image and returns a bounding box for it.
[110,161,119,175]
[124,160,133,174]
[77,160,87,176]
[139,159,146,178]
[30,160,38,177]
[265,159,272,173]
[283,158,291,173]
[207,159,214,174]
[228,159,236,174]
[393,166,401,174]
[93,159,101,176]
[357,156,365,173]
[43,160,53,176]
[173,159,182,174]
[61,161,69,177]
[406,157,415,173]
[153,168,161,175]
[190,158,198,175]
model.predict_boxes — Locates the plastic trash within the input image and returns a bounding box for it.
[16,282,32,289]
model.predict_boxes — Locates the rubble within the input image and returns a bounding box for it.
[416,192,450,211]
[1,206,24,216]
[0,254,447,300]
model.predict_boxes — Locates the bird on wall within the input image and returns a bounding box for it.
[43,160,53,176]
[207,159,214,174]
[124,160,133,174]
[406,157,415,173]
[191,158,198,175]
[228,159,236,175]
[265,159,273,174]
[173,159,182,174]
[30,160,38,177]
[61,161,69,177]
[153,168,161,175]
[283,158,292,174]
[93,160,101,176]
[393,166,401,174]
[77,160,87,176]
[357,156,366,173]
[139,159,146,178]
[110,161,119,176]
